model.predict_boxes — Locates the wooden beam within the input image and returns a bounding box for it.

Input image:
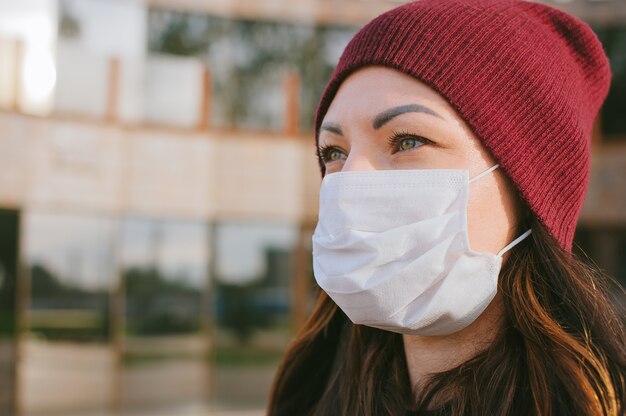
[12,39,24,113]
[283,71,300,137]
[197,65,212,131]
[292,223,314,331]
[106,58,121,123]
[146,0,391,26]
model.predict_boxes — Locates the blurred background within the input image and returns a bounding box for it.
[0,0,623,415]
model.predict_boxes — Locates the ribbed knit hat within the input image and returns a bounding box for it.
[314,0,611,253]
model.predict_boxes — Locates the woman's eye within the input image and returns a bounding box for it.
[399,138,419,151]
[319,146,346,164]
[388,132,430,153]
[328,149,344,161]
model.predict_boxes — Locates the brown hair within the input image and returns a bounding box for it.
[268,213,626,415]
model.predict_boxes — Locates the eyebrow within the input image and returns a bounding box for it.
[320,103,444,136]
[319,122,344,136]
[373,104,443,129]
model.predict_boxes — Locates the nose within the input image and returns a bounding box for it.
[341,149,379,172]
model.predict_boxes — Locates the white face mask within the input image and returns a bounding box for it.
[311,164,532,336]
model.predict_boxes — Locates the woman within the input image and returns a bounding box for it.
[269,1,626,415]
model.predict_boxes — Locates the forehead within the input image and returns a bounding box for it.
[322,66,458,125]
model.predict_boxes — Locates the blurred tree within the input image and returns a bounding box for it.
[217,278,283,345]
[151,14,208,56]
[29,264,110,342]
[124,266,202,336]
[216,247,293,345]
[147,8,354,131]
[59,1,81,39]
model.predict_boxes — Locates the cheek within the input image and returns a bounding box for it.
[466,175,521,254]
[390,146,467,170]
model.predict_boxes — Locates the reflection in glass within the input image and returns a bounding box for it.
[121,218,211,412]
[22,211,116,415]
[213,221,297,410]
[147,9,356,132]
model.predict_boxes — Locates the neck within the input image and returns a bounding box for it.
[402,293,505,394]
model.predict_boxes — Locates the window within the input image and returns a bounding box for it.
[148,9,355,132]
[121,218,211,412]
[22,212,117,415]
[212,221,297,410]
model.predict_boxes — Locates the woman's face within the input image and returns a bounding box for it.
[318,66,523,255]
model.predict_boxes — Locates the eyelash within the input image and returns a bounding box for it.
[317,144,341,163]
[318,130,432,163]
[387,130,432,153]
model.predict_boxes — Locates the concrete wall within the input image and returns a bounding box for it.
[0,112,319,222]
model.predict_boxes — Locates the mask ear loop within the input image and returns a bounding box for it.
[469,164,500,183]
[497,229,532,257]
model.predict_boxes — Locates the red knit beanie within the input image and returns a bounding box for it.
[314,0,611,253]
